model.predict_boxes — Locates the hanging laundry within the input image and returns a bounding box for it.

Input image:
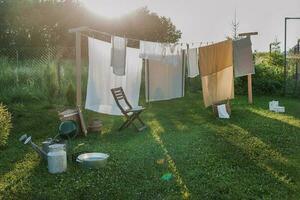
[187,48,199,78]
[199,39,234,107]
[139,41,182,67]
[111,36,127,76]
[233,37,255,77]
[85,37,142,115]
[145,59,185,102]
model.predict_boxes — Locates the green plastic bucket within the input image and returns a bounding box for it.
[58,120,78,139]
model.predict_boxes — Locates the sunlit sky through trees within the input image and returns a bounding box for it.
[81,0,300,52]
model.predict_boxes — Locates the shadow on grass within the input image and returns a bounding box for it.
[250,96,300,119]
[145,95,298,199]
[231,106,300,156]
[2,92,299,199]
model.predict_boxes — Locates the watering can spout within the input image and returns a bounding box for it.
[19,134,47,159]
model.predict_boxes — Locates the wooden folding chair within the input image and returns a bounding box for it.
[111,87,147,132]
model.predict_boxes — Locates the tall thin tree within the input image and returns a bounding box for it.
[232,10,239,40]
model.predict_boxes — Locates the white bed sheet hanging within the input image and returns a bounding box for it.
[145,59,185,102]
[85,37,142,115]
[139,40,182,67]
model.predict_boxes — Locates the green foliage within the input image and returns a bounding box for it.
[44,62,59,102]
[270,37,281,53]
[0,103,12,148]
[66,83,76,106]
[262,52,284,67]
[0,1,181,50]
[0,58,77,104]
[0,59,46,103]
[235,64,284,95]
[235,53,286,96]
[253,63,284,95]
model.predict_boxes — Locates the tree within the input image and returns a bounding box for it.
[270,37,281,53]
[0,1,182,49]
[232,10,239,40]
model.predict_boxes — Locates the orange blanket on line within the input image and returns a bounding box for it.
[198,39,234,107]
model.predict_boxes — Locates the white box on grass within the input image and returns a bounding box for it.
[269,100,279,111]
[274,106,285,113]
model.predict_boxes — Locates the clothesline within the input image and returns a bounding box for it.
[81,27,217,47]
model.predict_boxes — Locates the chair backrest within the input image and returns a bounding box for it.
[111,87,132,114]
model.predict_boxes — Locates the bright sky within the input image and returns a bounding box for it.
[81,0,300,52]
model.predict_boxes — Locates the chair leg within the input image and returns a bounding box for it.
[119,111,146,132]
[124,115,137,129]
[137,116,146,126]
[119,118,131,131]
[130,112,147,132]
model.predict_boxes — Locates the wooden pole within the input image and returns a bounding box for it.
[69,27,88,106]
[75,31,82,106]
[247,74,253,104]
[69,27,88,136]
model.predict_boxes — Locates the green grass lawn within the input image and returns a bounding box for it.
[0,92,299,200]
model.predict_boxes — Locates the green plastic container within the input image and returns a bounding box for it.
[58,120,78,139]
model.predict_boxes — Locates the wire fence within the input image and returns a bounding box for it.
[0,47,85,105]
[0,47,299,105]
[286,55,300,96]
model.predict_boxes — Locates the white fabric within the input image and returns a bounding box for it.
[139,41,182,67]
[111,36,127,76]
[145,59,185,102]
[187,48,199,78]
[217,104,230,119]
[85,37,142,115]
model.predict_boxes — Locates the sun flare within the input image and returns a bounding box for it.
[81,0,139,19]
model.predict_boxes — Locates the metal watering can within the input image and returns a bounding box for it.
[18,120,78,159]
[19,134,48,159]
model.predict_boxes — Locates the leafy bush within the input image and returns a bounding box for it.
[235,64,284,95]
[0,103,12,148]
[235,53,285,96]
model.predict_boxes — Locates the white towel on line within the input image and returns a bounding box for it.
[111,36,127,76]
[187,48,199,78]
[85,37,142,115]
